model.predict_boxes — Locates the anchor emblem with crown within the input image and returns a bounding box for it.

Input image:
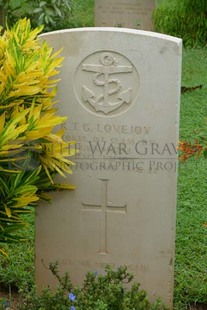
[81,52,133,114]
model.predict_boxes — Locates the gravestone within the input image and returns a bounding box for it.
[95,0,156,30]
[35,28,182,308]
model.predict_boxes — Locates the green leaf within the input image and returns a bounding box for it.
[39,1,47,7]
[33,8,43,13]
[54,6,62,17]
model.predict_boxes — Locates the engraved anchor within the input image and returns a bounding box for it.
[82,52,133,114]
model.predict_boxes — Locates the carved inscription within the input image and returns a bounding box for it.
[81,179,127,254]
[43,258,149,272]
[74,51,139,116]
[63,121,178,174]
[95,0,156,30]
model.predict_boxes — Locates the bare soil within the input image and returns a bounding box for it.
[0,290,19,309]
[188,303,207,310]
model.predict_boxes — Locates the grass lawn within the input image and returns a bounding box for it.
[174,48,207,309]
[67,0,94,28]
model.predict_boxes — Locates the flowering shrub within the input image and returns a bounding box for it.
[0,18,75,254]
[19,262,168,310]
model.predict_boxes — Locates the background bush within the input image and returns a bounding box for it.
[0,0,74,32]
[154,0,207,47]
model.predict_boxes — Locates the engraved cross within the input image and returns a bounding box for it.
[81,179,127,255]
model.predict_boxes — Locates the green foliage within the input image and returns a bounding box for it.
[154,0,207,47]
[0,0,8,7]
[32,0,73,31]
[0,0,74,32]
[62,0,94,29]
[0,212,34,290]
[0,0,95,31]
[19,263,168,310]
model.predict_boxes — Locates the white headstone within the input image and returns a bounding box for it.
[35,28,182,309]
[95,0,156,30]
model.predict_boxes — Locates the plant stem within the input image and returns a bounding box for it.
[8,284,12,309]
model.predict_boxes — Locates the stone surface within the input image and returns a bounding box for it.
[95,0,156,30]
[35,28,182,308]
